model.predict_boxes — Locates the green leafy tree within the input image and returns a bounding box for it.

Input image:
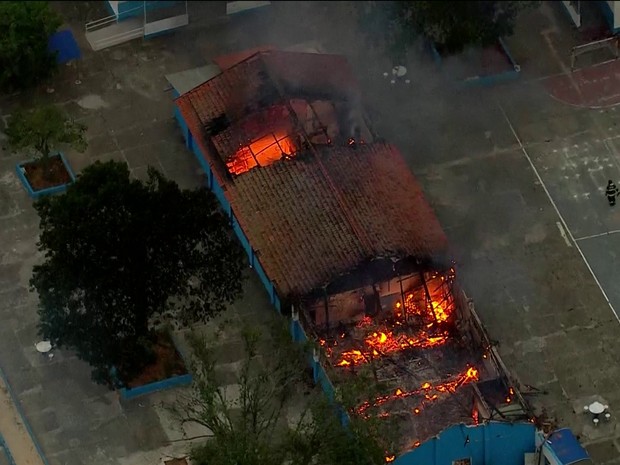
[31,161,245,385]
[0,2,62,91]
[175,323,397,465]
[5,104,87,179]
[359,1,539,57]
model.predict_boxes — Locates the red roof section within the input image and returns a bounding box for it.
[213,45,276,71]
[177,50,360,163]
[175,51,449,297]
[228,143,448,296]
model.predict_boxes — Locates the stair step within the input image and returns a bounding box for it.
[85,17,144,51]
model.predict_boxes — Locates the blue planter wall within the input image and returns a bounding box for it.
[15,152,76,200]
[394,422,536,465]
[120,373,193,400]
[430,37,521,88]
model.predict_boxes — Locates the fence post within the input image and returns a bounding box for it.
[291,305,299,341]
[312,347,320,383]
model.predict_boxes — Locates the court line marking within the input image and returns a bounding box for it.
[556,222,572,247]
[575,229,620,242]
[498,101,620,324]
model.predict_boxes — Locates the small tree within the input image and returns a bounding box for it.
[175,323,397,465]
[0,2,62,91]
[5,104,87,179]
[359,1,539,58]
[32,161,245,384]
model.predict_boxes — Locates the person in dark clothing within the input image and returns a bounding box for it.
[606,180,619,206]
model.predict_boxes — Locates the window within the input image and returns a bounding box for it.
[453,459,471,465]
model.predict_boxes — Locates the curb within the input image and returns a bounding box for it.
[0,433,17,465]
[0,364,50,465]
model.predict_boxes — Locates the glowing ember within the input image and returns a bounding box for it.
[333,328,449,367]
[430,300,449,323]
[400,290,454,323]
[385,456,395,463]
[356,366,480,416]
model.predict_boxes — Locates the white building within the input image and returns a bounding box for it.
[562,0,620,32]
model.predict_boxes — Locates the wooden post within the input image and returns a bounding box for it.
[398,274,407,322]
[420,269,439,324]
[323,287,330,332]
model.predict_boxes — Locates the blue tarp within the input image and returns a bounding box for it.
[546,428,591,465]
[48,30,81,64]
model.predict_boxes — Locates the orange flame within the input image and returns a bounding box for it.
[228,132,296,175]
[334,329,449,367]
[401,292,454,323]
[385,456,395,463]
[356,366,480,416]
[430,300,449,323]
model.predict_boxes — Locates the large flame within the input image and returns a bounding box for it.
[334,329,449,367]
[227,132,296,175]
[431,300,449,323]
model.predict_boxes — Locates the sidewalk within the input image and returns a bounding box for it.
[0,369,45,465]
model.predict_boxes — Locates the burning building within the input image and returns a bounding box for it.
[171,48,532,460]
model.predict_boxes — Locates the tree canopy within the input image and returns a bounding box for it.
[359,1,539,57]
[0,2,62,91]
[176,323,397,465]
[5,104,87,160]
[32,161,245,384]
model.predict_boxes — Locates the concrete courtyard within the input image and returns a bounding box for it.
[3,1,620,464]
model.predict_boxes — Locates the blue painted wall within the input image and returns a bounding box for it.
[597,1,618,33]
[174,104,282,314]
[106,1,177,21]
[395,422,536,465]
[120,373,193,400]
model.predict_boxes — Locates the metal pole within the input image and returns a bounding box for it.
[323,287,330,332]
[398,274,406,321]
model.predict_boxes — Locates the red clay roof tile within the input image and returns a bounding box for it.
[175,51,448,298]
[227,144,448,296]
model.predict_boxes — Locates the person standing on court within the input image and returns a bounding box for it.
[606,179,619,206]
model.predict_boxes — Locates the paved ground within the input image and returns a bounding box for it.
[0,371,45,465]
[364,3,620,463]
[4,1,620,464]
[0,3,296,465]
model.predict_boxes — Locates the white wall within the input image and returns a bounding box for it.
[613,1,620,29]
[107,1,119,15]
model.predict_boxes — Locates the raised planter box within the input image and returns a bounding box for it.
[15,152,76,200]
[429,37,520,87]
[120,372,193,400]
[116,332,193,400]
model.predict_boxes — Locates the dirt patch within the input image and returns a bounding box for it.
[21,154,72,192]
[164,458,188,465]
[441,43,515,79]
[125,332,188,389]
[77,94,109,110]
